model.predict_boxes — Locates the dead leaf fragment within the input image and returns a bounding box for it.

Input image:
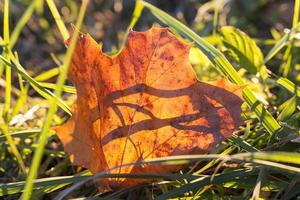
[55,27,243,189]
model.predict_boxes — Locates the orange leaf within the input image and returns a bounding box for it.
[55,27,243,189]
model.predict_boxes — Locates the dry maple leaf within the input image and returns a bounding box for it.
[55,27,243,189]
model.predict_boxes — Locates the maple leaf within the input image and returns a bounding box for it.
[55,27,243,189]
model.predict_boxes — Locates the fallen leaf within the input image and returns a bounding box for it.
[55,27,243,189]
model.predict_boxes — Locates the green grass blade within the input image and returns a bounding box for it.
[21,1,88,199]
[34,68,59,81]
[3,0,11,120]
[280,44,293,77]
[264,23,300,64]
[140,152,300,170]
[141,1,281,134]
[193,146,233,175]
[276,77,300,97]
[0,129,43,143]
[278,1,300,77]
[121,0,144,48]
[293,0,300,28]
[10,53,27,121]
[248,152,300,164]
[277,95,297,121]
[38,82,76,94]
[127,0,144,31]
[9,0,42,49]
[11,84,29,120]
[0,55,71,115]
[0,123,27,175]
[35,0,44,15]
[45,0,69,41]
[212,0,219,36]
[230,135,258,152]
[252,168,266,200]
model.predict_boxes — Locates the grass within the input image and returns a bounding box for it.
[0,0,300,199]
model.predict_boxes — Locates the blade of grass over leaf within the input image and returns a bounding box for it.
[46,0,70,41]
[21,1,89,199]
[140,1,281,134]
